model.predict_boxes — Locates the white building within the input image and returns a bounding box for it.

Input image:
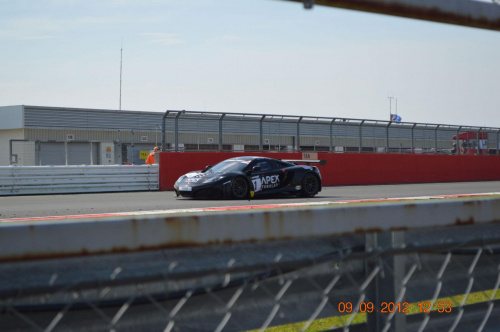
[2,105,497,166]
[0,105,164,166]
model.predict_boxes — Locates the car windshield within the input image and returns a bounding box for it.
[208,159,249,174]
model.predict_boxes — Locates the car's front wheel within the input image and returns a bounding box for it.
[230,176,249,199]
[300,173,319,197]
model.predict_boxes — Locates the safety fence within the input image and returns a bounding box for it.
[0,197,499,331]
[161,110,500,155]
[0,164,159,196]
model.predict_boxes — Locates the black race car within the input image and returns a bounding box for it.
[174,156,325,199]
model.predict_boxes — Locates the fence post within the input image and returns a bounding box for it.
[386,123,390,153]
[359,120,364,152]
[64,141,68,166]
[411,124,416,154]
[131,130,135,164]
[296,117,302,151]
[477,128,481,155]
[497,129,500,155]
[365,231,406,332]
[161,111,169,152]
[174,112,180,152]
[219,114,225,151]
[259,118,265,151]
[434,125,439,153]
[329,119,335,152]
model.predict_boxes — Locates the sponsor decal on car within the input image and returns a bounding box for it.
[252,174,280,192]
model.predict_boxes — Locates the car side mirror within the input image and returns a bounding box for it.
[202,165,212,173]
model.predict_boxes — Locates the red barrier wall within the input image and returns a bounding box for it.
[159,152,500,190]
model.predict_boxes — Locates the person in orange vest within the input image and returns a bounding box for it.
[145,146,158,164]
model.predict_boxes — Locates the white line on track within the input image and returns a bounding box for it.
[2,192,499,223]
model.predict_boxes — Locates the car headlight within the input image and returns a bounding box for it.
[203,176,224,183]
[175,175,186,183]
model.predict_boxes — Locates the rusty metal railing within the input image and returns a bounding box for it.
[1,197,500,331]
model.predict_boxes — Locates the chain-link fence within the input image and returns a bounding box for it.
[1,198,499,331]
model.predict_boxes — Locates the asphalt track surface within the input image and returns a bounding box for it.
[1,181,500,219]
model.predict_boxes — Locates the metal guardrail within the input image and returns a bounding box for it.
[0,165,159,196]
[0,197,499,331]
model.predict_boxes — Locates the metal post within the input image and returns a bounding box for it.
[9,139,14,165]
[131,130,134,164]
[386,122,390,153]
[278,116,283,151]
[329,119,335,152]
[365,231,406,332]
[65,141,68,166]
[161,110,185,152]
[359,120,365,153]
[161,111,170,152]
[410,124,416,154]
[477,128,481,155]
[434,125,439,153]
[155,125,159,146]
[497,129,500,155]
[259,115,265,151]
[90,142,93,165]
[174,111,183,152]
[219,114,226,151]
[296,117,303,152]
[456,127,461,155]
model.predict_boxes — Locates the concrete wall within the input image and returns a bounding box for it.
[158,152,500,190]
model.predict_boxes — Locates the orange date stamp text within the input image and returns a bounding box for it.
[337,301,452,314]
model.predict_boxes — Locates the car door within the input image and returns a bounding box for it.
[250,160,286,194]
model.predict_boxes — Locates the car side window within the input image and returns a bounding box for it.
[275,161,288,168]
[255,161,272,171]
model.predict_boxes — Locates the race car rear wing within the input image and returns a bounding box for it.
[282,159,327,166]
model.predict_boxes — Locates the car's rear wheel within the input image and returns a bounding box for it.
[301,173,319,197]
[230,176,249,199]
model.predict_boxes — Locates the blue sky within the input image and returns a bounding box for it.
[1,0,499,127]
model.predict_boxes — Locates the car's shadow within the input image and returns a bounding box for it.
[176,192,341,201]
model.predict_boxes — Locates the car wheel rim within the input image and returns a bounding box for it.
[233,178,247,197]
[304,176,318,194]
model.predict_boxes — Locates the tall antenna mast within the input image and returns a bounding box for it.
[119,40,123,110]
